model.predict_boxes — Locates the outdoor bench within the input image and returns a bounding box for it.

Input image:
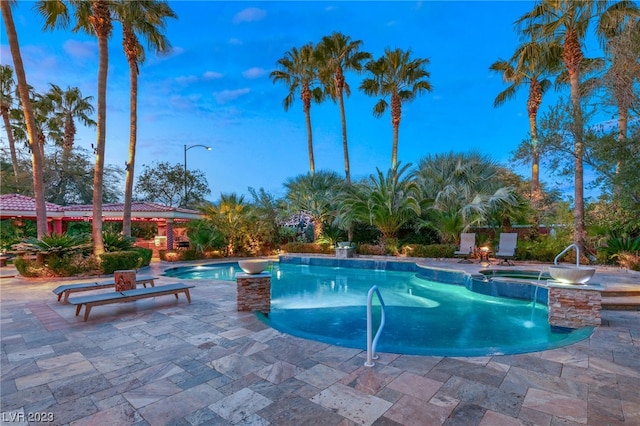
[68,282,195,321]
[53,275,156,304]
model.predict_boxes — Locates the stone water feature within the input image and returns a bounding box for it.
[547,244,602,328]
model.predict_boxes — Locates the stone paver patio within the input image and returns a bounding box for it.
[1,258,639,425]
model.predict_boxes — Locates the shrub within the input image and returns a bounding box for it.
[356,244,386,256]
[133,247,153,267]
[515,236,574,262]
[103,231,136,252]
[402,244,455,258]
[13,256,49,278]
[599,234,640,264]
[16,232,91,256]
[613,252,640,271]
[99,251,145,274]
[282,242,333,254]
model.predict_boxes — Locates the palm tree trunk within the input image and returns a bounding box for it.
[1,109,20,188]
[391,93,401,168]
[528,113,541,232]
[613,106,627,197]
[304,106,315,174]
[122,59,138,237]
[569,70,586,253]
[1,2,48,237]
[338,89,350,183]
[91,1,111,256]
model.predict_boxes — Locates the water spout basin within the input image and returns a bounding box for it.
[548,265,595,284]
[238,259,270,274]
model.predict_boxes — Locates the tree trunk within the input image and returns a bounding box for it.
[1,108,20,188]
[391,93,401,168]
[91,1,111,256]
[569,70,585,253]
[338,88,350,183]
[122,57,138,237]
[304,104,315,174]
[1,2,48,237]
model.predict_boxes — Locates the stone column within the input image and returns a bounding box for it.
[236,272,271,313]
[547,282,603,328]
[166,219,174,251]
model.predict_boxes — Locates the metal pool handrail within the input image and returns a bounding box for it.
[365,285,386,368]
[554,243,580,267]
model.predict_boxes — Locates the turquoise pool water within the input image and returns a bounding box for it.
[163,261,592,357]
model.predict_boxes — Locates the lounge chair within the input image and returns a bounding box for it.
[495,233,518,265]
[454,233,476,263]
[68,283,194,322]
[53,275,156,304]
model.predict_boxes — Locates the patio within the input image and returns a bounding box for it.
[1,258,639,425]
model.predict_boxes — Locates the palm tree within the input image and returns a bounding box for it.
[1,1,48,237]
[0,65,20,187]
[46,84,95,204]
[200,193,248,257]
[46,84,95,163]
[600,16,640,144]
[340,163,420,247]
[284,170,345,241]
[489,39,562,202]
[414,152,519,243]
[114,0,177,237]
[38,0,114,255]
[270,43,324,173]
[316,32,371,183]
[360,48,432,168]
[517,0,639,252]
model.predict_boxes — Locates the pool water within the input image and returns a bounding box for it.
[164,262,246,281]
[164,262,592,357]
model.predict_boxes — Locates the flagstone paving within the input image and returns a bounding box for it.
[1,259,639,425]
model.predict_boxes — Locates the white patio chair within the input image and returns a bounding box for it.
[495,233,518,265]
[454,233,476,263]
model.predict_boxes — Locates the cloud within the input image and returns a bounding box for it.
[213,88,250,104]
[63,39,96,59]
[169,94,202,111]
[203,71,224,80]
[242,67,266,79]
[175,75,199,85]
[229,38,243,46]
[232,8,266,24]
[175,71,223,85]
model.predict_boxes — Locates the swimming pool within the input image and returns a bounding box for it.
[164,262,246,281]
[164,259,593,357]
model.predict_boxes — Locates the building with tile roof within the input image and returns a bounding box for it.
[0,194,203,250]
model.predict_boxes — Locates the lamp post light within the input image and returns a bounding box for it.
[183,144,211,206]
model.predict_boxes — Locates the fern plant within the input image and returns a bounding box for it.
[600,234,640,258]
[102,231,136,252]
[16,233,91,255]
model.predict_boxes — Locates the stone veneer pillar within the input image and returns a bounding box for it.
[547,282,602,328]
[236,272,271,313]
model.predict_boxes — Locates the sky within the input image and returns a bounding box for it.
[1,0,608,202]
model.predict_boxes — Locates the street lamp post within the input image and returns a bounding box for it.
[183,144,212,206]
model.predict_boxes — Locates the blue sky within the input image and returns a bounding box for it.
[1,1,606,201]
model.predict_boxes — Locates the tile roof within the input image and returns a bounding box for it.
[0,194,65,213]
[66,202,198,214]
[0,194,201,220]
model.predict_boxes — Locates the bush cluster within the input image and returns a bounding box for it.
[401,244,455,258]
[98,248,152,274]
[356,244,386,256]
[282,242,334,254]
